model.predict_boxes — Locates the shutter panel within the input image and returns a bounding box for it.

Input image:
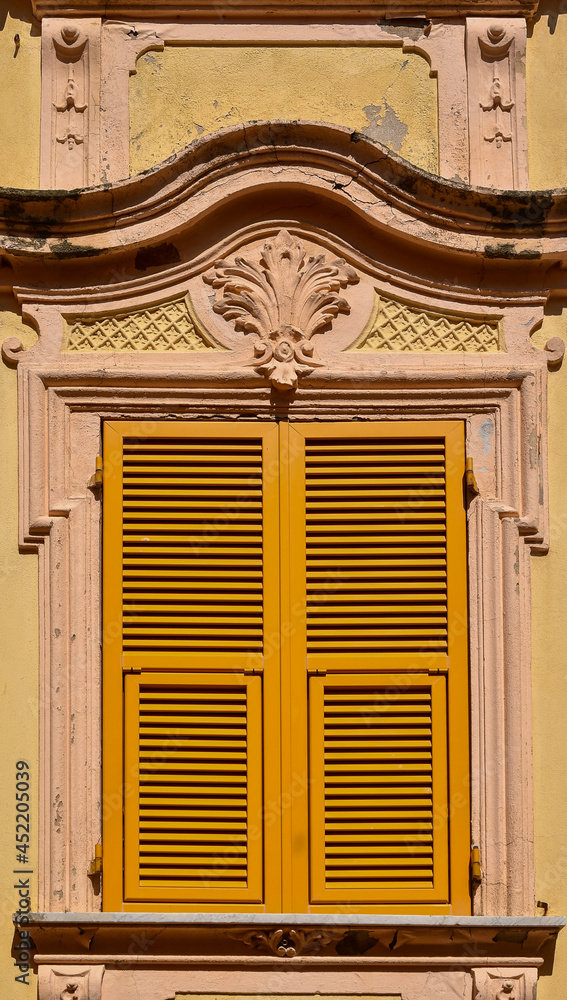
[304,436,449,660]
[285,422,470,912]
[103,422,280,911]
[309,674,448,904]
[121,434,266,665]
[124,672,262,903]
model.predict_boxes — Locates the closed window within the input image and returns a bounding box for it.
[102,420,470,913]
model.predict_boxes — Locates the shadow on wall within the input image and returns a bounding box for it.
[0,0,40,34]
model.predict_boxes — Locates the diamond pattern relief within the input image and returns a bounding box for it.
[64,296,217,352]
[354,294,500,353]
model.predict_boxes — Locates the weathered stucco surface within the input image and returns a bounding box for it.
[0,303,38,1000]
[0,0,40,189]
[531,311,567,1000]
[527,2,567,190]
[129,44,438,176]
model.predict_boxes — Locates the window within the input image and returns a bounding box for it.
[102,420,470,913]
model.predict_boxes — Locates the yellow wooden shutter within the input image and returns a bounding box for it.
[284,422,470,913]
[102,422,281,911]
[103,419,470,914]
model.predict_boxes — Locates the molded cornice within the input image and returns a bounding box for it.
[0,121,566,287]
[31,0,540,20]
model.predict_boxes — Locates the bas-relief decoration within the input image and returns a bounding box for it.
[37,965,104,1000]
[40,18,101,189]
[353,292,501,353]
[204,229,358,389]
[466,19,528,189]
[229,927,345,957]
[473,969,537,1000]
[63,295,218,353]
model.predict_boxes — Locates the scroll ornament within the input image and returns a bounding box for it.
[204,230,359,390]
[228,926,345,957]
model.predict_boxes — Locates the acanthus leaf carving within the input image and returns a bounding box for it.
[228,926,345,957]
[204,229,359,390]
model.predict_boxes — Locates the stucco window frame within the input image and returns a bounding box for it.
[9,370,549,919]
[3,121,566,945]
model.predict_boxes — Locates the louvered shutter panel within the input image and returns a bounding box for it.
[124,672,262,902]
[285,422,470,912]
[309,674,448,904]
[103,422,280,911]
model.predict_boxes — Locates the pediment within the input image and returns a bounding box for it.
[1,121,565,382]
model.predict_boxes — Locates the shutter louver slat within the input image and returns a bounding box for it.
[121,438,264,654]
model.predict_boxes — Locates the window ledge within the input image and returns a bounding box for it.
[22,915,564,1000]
[24,912,564,959]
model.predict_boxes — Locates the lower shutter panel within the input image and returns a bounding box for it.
[124,673,263,903]
[309,674,449,904]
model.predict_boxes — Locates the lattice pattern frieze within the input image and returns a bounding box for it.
[64,295,218,352]
[353,293,500,353]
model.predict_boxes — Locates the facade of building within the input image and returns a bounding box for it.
[1,1,567,998]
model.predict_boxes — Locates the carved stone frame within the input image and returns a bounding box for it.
[3,122,567,920]
[14,367,548,916]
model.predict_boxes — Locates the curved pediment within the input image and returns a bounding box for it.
[0,121,565,378]
[1,121,567,259]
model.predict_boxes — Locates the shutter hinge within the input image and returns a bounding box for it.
[471,845,482,885]
[88,843,102,877]
[307,665,327,675]
[465,457,479,498]
[88,455,103,494]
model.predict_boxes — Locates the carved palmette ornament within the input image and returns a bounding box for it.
[204,229,359,390]
[228,926,345,957]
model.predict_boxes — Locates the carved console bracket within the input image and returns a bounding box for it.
[466,18,528,189]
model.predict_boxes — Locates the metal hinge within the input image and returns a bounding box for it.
[465,457,480,498]
[471,845,482,885]
[89,843,102,877]
[88,455,103,494]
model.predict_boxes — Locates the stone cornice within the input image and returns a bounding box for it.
[24,914,565,964]
[0,121,567,292]
[31,1,540,21]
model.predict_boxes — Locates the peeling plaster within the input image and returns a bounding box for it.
[362,102,409,152]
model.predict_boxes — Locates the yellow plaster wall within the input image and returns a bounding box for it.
[531,312,567,999]
[129,45,438,177]
[527,3,567,190]
[0,302,38,999]
[0,1,41,189]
